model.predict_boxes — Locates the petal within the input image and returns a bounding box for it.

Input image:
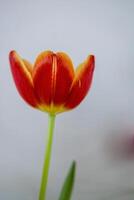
[33,51,75,108]
[52,52,75,105]
[9,51,38,107]
[65,55,95,109]
[32,51,54,105]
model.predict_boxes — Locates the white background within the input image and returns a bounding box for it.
[0,0,134,199]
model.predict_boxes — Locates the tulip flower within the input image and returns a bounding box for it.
[9,50,95,200]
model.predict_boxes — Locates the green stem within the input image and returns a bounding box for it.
[39,113,56,200]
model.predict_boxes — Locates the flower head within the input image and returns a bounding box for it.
[9,50,95,114]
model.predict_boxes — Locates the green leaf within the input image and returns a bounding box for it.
[58,161,76,200]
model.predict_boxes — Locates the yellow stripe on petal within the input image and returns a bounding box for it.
[23,59,33,74]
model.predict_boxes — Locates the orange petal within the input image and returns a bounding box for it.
[9,51,39,107]
[65,55,95,109]
[33,51,75,108]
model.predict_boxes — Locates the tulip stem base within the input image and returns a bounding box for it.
[39,114,56,200]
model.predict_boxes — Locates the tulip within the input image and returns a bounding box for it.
[9,50,95,200]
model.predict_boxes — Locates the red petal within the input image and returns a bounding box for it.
[9,51,38,107]
[33,51,54,105]
[33,51,75,107]
[53,52,74,105]
[65,55,95,109]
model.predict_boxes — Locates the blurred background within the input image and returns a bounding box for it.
[0,0,134,199]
